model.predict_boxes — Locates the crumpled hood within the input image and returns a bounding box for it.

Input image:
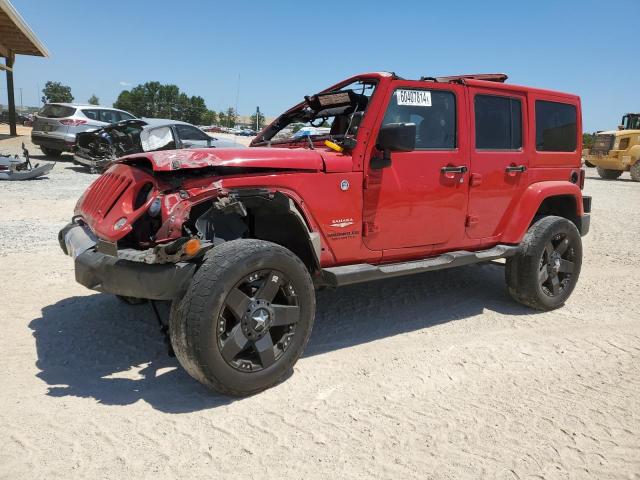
[118,147,325,172]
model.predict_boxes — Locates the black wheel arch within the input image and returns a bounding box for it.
[184,189,321,274]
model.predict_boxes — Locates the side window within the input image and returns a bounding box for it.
[535,100,577,152]
[382,89,456,149]
[99,110,119,124]
[117,111,135,121]
[175,124,210,141]
[474,95,522,150]
[82,109,100,121]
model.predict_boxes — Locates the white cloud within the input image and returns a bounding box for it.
[119,81,131,87]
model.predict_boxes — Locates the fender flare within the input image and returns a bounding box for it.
[501,181,584,243]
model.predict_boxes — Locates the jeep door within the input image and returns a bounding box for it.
[362,81,470,252]
[466,87,529,239]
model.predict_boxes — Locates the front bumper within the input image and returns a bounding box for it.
[59,223,196,300]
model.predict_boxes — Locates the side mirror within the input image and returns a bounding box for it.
[371,122,416,169]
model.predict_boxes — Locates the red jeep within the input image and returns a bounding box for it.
[59,72,591,396]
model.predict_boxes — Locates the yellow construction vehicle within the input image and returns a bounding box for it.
[584,113,640,181]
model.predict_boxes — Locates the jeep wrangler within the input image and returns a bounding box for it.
[59,72,591,396]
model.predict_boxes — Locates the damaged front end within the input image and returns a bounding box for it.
[74,120,148,173]
[60,152,320,300]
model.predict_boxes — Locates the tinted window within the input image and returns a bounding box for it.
[81,109,100,121]
[382,89,456,149]
[39,104,76,118]
[99,109,120,124]
[175,124,210,141]
[475,95,522,150]
[535,100,577,152]
[119,111,135,121]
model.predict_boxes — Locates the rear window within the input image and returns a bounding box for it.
[474,95,522,150]
[39,104,76,118]
[535,100,577,152]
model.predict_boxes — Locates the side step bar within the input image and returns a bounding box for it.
[322,244,519,287]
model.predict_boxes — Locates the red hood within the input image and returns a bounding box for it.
[118,147,326,172]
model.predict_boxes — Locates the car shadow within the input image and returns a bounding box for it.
[30,263,537,412]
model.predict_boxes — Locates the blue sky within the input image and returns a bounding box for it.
[4,0,638,132]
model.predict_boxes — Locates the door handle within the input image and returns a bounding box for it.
[505,165,527,173]
[441,165,468,174]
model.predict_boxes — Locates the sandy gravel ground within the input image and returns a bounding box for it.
[1,129,639,479]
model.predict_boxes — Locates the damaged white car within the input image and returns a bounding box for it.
[74,118,242,173]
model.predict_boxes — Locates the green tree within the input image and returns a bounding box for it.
[88,94,99,105]
[225,107,237,128]
[218,111,227,127]
[583,132,595,149]
[249,111,266,130]
[41,81,73,103]
[202,110,217,125]
[113,81,214,124]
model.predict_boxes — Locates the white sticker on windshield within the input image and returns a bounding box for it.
[396,89,431,107]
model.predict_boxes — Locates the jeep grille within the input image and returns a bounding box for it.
[81,173,132,219]
[591,133,615,155]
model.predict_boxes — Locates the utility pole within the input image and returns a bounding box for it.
[234,74,240,129]
[255,106,260,131]
[19,87,23,113]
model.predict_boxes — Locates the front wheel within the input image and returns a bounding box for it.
[596,167,622,180]
[505,216,582,311]
[170,239,316,396]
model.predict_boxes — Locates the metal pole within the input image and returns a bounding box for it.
[234,74,240,128]
[256,106,260,131]
[6,54,17,136]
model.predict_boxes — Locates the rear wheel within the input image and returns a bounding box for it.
[584,160,595,168]
[506,216,582,311]
[170,239,316,396]
[630,162,640,182]
[40,146,62,158]
[596,167,622,180]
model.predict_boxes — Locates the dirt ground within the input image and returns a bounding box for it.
[1,127,639,480]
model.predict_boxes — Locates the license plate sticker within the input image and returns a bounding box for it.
[396,89,432,107]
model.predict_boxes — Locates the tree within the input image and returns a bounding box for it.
[113,81,214,124]
[249,110,266,130]
[202,110,217,125]
[41,81,73,104]
[225,107,237,128]
[583,132,595,149]
[218,110,227,127]
[88,94,99,105]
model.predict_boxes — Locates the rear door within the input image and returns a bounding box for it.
[466,88,529,239]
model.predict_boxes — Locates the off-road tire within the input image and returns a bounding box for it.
[596,167,622,180]
[630,162,640,182]
[170,239,316,396]
[505,216,582,311]
[584,160,595,168]
[40,146,62,158]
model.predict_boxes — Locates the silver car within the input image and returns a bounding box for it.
[31,103,136,157]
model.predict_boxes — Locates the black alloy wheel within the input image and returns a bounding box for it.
[537,232,577,297]
[505,216,583,311]
[217,269,301,372]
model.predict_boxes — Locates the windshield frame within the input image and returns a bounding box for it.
[251,74,383,147]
